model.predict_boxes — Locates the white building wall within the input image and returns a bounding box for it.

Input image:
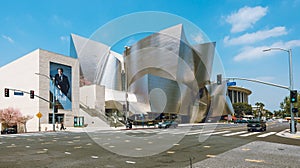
[80,84,105,114]
[0,49,40,132]
[0,49,80,132]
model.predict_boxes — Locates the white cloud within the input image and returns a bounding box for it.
[2,35,14,44]
[233,40,300,62]
[226,6,268,33]
[51,15,71,28]
[125,38,137,46]
[60,36,69,42]
[192,33,204,43]
[224,27,287,46]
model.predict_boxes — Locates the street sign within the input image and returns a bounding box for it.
[227,82,236,86]
[36,112,43,119]
[14,91,24,96]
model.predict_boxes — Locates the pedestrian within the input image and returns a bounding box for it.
[60,122,66,130]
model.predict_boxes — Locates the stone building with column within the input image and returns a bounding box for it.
[227,86,252,104]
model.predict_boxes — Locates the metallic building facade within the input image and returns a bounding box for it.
[71,24,233,123]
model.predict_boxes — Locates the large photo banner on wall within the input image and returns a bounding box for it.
[50,62,72,111]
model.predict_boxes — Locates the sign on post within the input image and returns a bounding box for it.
[36,112,43,118]
[14,91,24,96]
[227,82,236,86]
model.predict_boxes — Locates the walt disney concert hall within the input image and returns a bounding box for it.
[71,24,233,124]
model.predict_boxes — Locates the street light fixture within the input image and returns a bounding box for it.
[35,73,56,131]
[263,48,296,134]
[123,46,130,125]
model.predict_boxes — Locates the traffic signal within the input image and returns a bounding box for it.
[30,90,34,99]
[4,88,9,97]
[217,74,222,85]
[290,90,297,103]
[292,108,298,113]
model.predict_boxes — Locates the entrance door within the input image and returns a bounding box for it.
[74,116,84,127]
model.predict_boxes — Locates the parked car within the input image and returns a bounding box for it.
[247,120,266,132]
[158,120,178,129]
[1,127,17,134]
[234,119,248,124]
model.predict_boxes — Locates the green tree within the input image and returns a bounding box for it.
[232,102,252,118]
[279,93,300,117]
[265,109,274,119]
[274,109,285,118]
[254,102,265,118]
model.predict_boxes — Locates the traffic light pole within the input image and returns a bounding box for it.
[52,77,56,131]
[262,48,296,133]
[227,49,297,134]
[288,49,296,134]
[34,73,56,131]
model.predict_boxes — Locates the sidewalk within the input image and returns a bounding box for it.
[276,129,300,139]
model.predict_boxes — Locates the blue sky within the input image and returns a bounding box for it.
[1,0,300,112]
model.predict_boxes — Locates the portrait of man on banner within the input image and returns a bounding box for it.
[50,62,72,110]
[55,67,70,99]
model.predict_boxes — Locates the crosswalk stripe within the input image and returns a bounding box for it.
[204,131,231,136]
[239,132,261,137]
[223,131,248,137]
[186,130,214,135]
[257,132,276,137]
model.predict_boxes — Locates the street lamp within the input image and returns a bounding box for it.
[35,73,56,131]
[263,48,296,134]
[123,46,130,125]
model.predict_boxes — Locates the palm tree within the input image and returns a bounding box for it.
[255,102,265,119]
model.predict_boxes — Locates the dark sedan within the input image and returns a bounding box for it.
[1,127,17,134]
[158,120,178,129]
[247,120,266,132]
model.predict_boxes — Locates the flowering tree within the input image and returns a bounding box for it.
[0,107,22,127]
[0,107,33,133]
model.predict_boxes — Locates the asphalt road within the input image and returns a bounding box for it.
[0,121,299,168]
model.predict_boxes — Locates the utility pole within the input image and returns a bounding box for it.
[123,46,130,124]
[263,48,296,134]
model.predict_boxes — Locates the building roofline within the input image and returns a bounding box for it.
[228,86,252,95]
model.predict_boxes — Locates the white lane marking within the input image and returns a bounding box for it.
[126,161,136,164]
[239,132,261,137]
[172,131,186,135]
[223,131,248,137]
[204,131,231,136]
[187,130,214,135]
[257,132,277,137]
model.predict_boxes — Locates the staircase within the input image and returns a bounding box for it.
[79,104,124,127]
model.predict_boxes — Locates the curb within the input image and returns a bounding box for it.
[276,129,300,139]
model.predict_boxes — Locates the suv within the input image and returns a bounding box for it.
[247,120,266,132]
